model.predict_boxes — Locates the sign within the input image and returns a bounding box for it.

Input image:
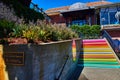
[3,52,24,66]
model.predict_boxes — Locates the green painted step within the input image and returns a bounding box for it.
[78,61,119,64]
[79,59,117,61]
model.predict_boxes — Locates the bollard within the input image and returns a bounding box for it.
[15,76,18,80]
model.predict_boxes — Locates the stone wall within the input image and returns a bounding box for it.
[3,39,81,80]
[0,2,22,23]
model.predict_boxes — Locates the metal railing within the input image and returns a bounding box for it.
[102,30,117,52]
[30,2,43,12]
[30,2,51,21]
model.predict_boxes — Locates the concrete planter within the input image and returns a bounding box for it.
[3,39,81,80]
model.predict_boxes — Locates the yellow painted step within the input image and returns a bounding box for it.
[82,48,112,52]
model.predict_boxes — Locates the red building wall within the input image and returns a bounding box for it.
[49,15,66,24]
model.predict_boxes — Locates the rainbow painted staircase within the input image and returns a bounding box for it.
[78,39,120,68]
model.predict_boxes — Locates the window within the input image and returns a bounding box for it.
[110,12,117,24]
[101,12,108,25]
[72,20,87,26]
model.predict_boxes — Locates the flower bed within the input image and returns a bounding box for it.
[0,19,78,44]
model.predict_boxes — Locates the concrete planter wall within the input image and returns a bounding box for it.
[3,39,81,80]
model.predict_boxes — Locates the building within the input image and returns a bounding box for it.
[45,1,111,26]
[96,3,120,25]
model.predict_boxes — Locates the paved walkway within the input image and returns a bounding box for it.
[78,67,120,80]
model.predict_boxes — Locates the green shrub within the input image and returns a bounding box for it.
[0,19,15,38]
[80,25,91,37]
[0,19,78,43]
[70,25,81,35]
[22,26,39,42]
[36,23,78,41]
[90,25,101,35]
[11,24,24,37]
[70,24,101,39]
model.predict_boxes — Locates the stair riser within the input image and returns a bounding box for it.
[78,64,120,68]
[83,39,106,43]
[83,44,109,48]
[80,54,114,56]
[79,59,117,61]
[80,52,113,54]
[82,49,112,52]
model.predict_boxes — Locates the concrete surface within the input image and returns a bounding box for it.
[78,67,120,80]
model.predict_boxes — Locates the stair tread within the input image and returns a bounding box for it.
[78,61,119,64]
[83,39,106,43]
[82,49,112,52]
[78,64,120,68]
[83,42,107,44]
[79,59,117,61]
[78,64,120,66]
[80,54,114,55]
[80,52,113,54]
[80,55,115,58]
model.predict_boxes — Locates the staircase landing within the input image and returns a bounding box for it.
[79,68,120,80]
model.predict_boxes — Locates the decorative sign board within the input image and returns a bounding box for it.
[3,52,24,66]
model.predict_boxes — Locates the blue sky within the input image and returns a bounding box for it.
[32,0,120,11]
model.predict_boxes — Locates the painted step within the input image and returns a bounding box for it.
[83,43,109,48]
[82,48,112,52]
[78,61,119,64]
[80,52,113,54]
[80,54,114,56]
[80,39,120,68]
[83,39,106,43]
[83,42,107,44]
[80,55,115,59]
[78,64,120,68]
[79,59,118,62]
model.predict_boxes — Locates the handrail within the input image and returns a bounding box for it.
[30,2,50,20]
[30,2,43,12]
[102,30,117,52]
[55,55,69,80]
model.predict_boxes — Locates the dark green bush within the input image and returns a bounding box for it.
[80,25,91,37]
[70,25,81,34]
[0,19,15,38]
[0,0,44,23]
[70,25,101,39]
[90,25,101,35]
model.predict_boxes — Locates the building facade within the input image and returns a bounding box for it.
[96,3,120,25]
[45,1,111,26]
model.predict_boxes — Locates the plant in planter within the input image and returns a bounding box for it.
[0,19,15,38]
[0,20,78,44]
[22,26,39,43]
